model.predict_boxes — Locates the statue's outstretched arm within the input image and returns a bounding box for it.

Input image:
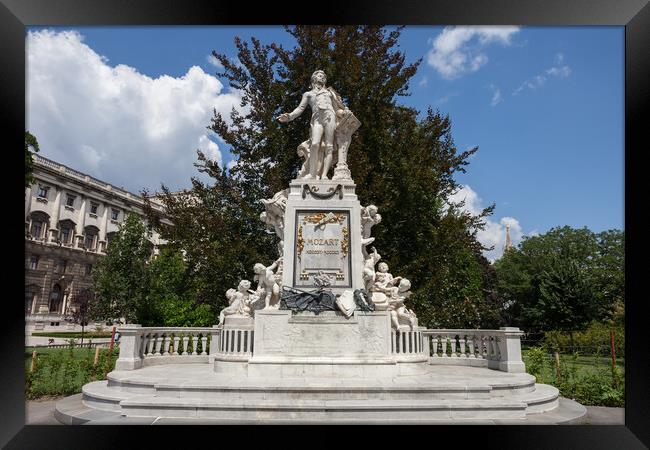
[282,92,309,122]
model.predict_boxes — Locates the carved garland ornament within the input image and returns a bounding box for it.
[297,225,305,261]
[341,226,349,259]
[303,212,347,226]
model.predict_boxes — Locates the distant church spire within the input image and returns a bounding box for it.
[504,224,513,252]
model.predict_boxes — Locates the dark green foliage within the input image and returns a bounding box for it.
[25,131,40,188]
[494,226,624,332]
[148,26,500,328]
[522,346,624,407]
[91,212,214,326]
[25,345,118,399]
[146,247,215,326]
[91,213,152,324]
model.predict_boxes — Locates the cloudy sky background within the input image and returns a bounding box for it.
[26,26,624,261]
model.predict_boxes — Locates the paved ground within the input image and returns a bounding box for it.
[25,398,624,425]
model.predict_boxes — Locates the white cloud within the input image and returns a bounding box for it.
[27,29,244,193]
[489,84,503,106]
[435,91,460,105]
[418,76,428,87]
[426,26,520,79]
[206,53,224,70]
[513,53,571,96]
[448,185,527,261]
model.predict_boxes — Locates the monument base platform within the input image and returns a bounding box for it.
[55,364,586,424]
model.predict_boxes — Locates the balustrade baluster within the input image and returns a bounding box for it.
[391,331,396,353]
[191,333,198,355]
[487,336,494,360]
[182,333,190,355]
[147,333,156,356]
[450,335,457,357]
[163,334,171,355]
[201,335,208,355]
[467,335,475,358]
[154,333,163,356]
[459,336,466,358]
[431,337,438,357]
[172,335,180,355]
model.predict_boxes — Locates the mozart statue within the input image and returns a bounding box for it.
[278,69,360,181]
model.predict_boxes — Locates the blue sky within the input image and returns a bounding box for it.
[26,26,623,259]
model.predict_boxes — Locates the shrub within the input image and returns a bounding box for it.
[25,347,118,399]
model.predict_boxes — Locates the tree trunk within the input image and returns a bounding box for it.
[569,331,574,354]
[81,323,85,345]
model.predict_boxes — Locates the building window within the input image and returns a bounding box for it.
[84,233,95,250]
[65,194,76,207]
[60,227,71,244]
[29,256,39,270]
[55,259,68,274]
[37,185,49,198]
[111,209,120,221]
[85,263,93,275]
[30,221,43,239]
[106,232,116,248]
[90,202,99,214]
[84,226,99,250]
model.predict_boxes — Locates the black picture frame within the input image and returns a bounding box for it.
[2,0,647,448]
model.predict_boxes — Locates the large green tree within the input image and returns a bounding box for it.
[494,226,624,332]
[91,213,153,324]
[147,26,500,328]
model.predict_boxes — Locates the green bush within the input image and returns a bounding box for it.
[25,345,118,399]
[523,345,624,407]
[543,321,624,356]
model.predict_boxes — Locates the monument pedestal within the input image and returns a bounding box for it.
[282,179,364,295]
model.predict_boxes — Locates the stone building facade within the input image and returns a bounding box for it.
[25,154,169,329]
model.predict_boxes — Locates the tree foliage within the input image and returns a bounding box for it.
[494,226,624,332]
[146,26,500,328]
[25,131,40,188]
[91,213,152,324]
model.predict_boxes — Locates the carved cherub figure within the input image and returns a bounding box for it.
[360,205,382,258]
[386,278,416,330]
[362,247,382,292]
[253,258,282,309]
[219,287,241,325]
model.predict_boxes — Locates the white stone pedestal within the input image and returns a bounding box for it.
[281,179,364,295]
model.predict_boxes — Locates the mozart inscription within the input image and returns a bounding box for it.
[294,210,351,288]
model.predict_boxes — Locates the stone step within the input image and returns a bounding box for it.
[82,381,135,411]
[509,383,560,413]
[119,395,529,420]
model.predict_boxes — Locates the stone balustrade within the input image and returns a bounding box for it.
[391,329,427,357]
[115,325,217,370]
[422,327,525,373]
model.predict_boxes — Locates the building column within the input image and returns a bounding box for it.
[76,195,88,248]
[49,187,62,242]
[99,202,110,252]
[25,186,32,221]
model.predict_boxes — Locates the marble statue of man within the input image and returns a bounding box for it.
[278,70,348,180]
[253,258,282,309]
